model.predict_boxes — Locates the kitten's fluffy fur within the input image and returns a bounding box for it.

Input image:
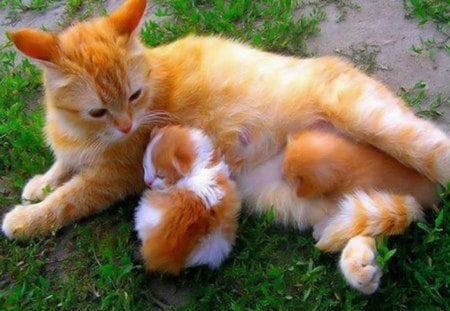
[284,129,437,205]
[284,128,438,250]
[135,126,240,274]
[3,0,450,294]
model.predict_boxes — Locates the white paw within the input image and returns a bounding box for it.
[22,175,50,203]
[339,236,382,295]
[2,205,31,239]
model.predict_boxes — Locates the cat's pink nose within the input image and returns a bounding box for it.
[119,123,132,134]
[115,117,133,134]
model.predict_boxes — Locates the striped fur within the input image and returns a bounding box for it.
[315,191,424,252]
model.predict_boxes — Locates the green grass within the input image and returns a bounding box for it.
[1,1,450,310]
[398,80,449,119]
[403,0,450,60]
[61,0,107,26]
[335,43,389,74]
[302,0,360,23]
[403,0,449,35]
[0,0,55,12]
[141,0,326,55]
[0,0,59,24]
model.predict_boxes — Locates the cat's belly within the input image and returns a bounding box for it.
[235,152,332,230]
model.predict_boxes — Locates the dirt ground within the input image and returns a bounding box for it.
[1,0,449,307]
[308,1,449,133]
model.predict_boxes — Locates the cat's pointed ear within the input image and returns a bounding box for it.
[107,0,147,36]
[8,29,58,62]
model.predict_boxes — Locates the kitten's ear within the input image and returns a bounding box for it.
[107,0,147,36]
[8,29,58,62]
[172,158,191,176]
[173,148,193,176]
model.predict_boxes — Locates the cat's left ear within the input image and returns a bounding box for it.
[8,29,58,62]
[107,0,147,36]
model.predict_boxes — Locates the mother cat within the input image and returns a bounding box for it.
[3,0,449,293]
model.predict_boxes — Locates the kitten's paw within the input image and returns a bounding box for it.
[2,205,43,239]
[339,236,382,295]
[22,175,51,203]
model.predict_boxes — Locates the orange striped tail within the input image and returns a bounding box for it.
[315,191,424,253]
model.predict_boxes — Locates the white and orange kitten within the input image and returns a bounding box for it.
[135,126,240,274]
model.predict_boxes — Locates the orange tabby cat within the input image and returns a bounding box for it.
[3,0,449,294]
[135,126,240,274]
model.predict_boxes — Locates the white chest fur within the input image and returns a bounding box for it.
[236,152,332,230]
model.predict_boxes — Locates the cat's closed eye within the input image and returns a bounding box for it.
[155,174,165,179]
[129,89,142,102]
[89,108,108,118]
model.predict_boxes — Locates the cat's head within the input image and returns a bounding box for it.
[9,0,150,142]
[143,126,214,190]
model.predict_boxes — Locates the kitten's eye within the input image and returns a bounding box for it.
[129,89,142,102]
[89,108,108,118]
[156,174,165,179]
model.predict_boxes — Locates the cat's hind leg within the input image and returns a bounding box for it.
[339,235,382,295]
[319,61,450,184]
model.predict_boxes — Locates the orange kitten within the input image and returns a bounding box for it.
[284,128,438,204]
[135,126,240,274]
[283,128,439,247]
[283,128,439,293]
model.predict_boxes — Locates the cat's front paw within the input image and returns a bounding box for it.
[339,236,382,295]
[2,204,44,239]
[22,175,51,203]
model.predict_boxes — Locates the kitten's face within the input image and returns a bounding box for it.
[143,127,195,190]
[9,0,150,142]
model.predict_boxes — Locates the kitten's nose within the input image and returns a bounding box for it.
[145,178,153,188]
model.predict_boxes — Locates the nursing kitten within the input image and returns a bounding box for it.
[135,126,240,274]
[4,0,450,294]
[283,128,439,294]
[236,127,439,294]
[284,128,438,249]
